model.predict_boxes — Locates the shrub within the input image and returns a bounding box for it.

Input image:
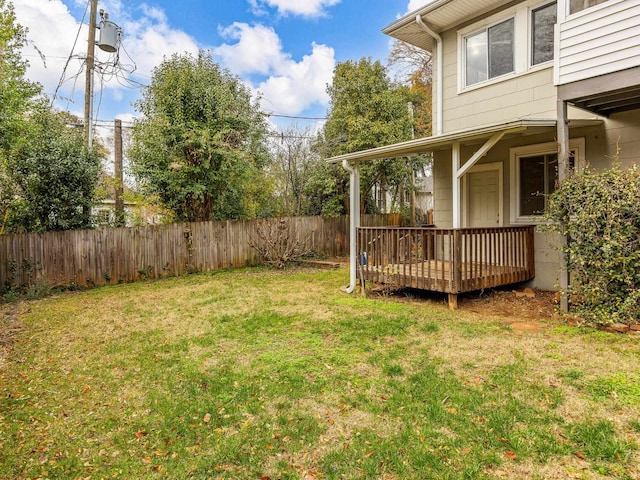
[543,163,640,326]
[249,218,310,269]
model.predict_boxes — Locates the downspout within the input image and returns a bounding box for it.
[342,159,360,293]
[416,14,443,135]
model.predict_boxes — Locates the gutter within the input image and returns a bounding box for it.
[341,159,360,293]
[416,14,443,136]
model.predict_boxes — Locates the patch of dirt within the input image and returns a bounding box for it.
[367,283,558,323]
[460,287,558,322]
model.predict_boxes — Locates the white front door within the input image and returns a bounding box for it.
[465,163,502,227]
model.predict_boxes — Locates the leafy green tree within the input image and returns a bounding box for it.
[0,0,42,232]
[129,51,270,222]
[3,105,101,232]
[0,0,40,153]
[0,1,103,234]
[313,58,427,215]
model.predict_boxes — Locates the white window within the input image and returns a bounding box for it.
[531,2,556,66]
[464,18,515,86]
[459,0,558,91]
[510,139,585,223]
[569,0,609,14]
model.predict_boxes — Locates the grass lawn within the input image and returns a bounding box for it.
[1,267,639,479]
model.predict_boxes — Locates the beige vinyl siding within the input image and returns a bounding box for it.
[440,27,558,132]
[556,0,640,85]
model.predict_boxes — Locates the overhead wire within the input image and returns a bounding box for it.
[52,0,90,105]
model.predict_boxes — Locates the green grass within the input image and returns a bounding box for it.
[1,267,639,479]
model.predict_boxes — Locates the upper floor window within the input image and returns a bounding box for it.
[464,18,514,86]
[569,0,609,14]
[531,2,556,65]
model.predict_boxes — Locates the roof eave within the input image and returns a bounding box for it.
[325,119,604,165]
[382,0,454,36]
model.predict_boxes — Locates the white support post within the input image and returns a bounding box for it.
[342,160,360,293]
[452,140,461,228]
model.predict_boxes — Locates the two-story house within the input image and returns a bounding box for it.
[328,0,640,307]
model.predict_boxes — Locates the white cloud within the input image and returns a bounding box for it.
[407,0,433,12]
[250,0,341,17]
[214,23,287,75]
[15,1,334,120]
[213,22,335,115]
[14,0,84,95]
[14,0,199,116]
[256,42,334,114]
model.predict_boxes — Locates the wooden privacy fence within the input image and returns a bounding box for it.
[0,215,394,290]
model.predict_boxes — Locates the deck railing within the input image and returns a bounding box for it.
[357,226,535,297]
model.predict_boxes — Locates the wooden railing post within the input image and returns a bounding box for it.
[449,229,463,310]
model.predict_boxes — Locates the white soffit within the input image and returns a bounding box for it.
[383,0,515,52]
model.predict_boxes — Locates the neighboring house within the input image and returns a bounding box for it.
[328,0,640,305]
[373,175,434,222]
[93,199,164,227]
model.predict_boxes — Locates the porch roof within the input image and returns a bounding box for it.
[325,118,602,165]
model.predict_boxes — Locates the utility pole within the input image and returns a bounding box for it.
[114,119,125,227]
[84,0,98,149]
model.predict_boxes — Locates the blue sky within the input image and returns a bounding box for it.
[16,0,429,132]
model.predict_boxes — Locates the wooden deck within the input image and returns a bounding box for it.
[357,226,535,309]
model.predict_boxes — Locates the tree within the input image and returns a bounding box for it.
[314,58,428,215]
[388,40,432,86]
[0,0,40,153]
[3,105,101,233]
[267,126,321,217]
[129,51,270,222]
[388,40,433,137]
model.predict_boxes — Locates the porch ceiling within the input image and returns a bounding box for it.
[325,118,602,165]
[382,0,514,52]
[559,66,640,117]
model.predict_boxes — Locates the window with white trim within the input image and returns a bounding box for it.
[459,0,559,90]
[569,0,609,14]
[531,2,556,66]
[510,139,585,222]
[464,18,514,86]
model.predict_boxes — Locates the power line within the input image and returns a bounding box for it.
[52,0,90,105]
[266,112,327,120]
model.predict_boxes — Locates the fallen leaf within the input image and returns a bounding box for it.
[81,385,92,394]
[573,451,586,460]
[203,413,211,423]
[364,451,373,458]
[505,451,517,460]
